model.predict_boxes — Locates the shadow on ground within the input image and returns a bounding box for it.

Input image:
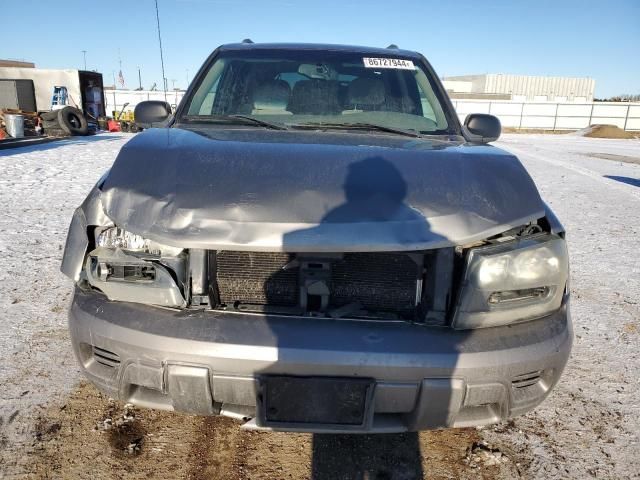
[311,433,423,479]
[604,175,640,188]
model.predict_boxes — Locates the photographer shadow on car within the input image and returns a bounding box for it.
[258,155,469,479]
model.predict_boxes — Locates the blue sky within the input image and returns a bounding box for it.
[3,0,639,97]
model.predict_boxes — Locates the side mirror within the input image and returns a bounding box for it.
[134,101,172,128]
[463,113,501,143]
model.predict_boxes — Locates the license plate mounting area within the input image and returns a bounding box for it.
[258,376,374,428]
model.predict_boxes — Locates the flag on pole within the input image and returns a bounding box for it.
[118,70,125,88]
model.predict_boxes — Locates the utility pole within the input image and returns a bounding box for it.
[138,67,142,90]
[155,0,168,102]
[82,50,87,70]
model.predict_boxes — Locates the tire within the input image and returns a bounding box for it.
[41,111,59,121]
[57,107,88,136]
[45,127,70,137]
[42,118,60,129]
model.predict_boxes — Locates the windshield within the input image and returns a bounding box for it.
[183,49,453,134]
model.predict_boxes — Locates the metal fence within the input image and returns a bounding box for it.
[104,89,640,132]
[452,100,640,131]
[104,89,185,117]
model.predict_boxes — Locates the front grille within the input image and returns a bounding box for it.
[213,250,421,319]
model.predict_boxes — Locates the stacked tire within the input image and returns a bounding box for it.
[41,107,89,137]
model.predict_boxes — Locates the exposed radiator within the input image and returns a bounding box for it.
[216,251,298,306]
[213,251,422,318]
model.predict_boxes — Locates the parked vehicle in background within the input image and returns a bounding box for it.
[61,42,572,433]
[0,67,105,118]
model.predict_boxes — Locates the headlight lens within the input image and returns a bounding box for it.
[96,227,182,256]
[97,227,149,250]
[453,234,568,329]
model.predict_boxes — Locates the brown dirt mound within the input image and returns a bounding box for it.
[574,124,637,139]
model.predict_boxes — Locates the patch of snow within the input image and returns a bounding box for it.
[0,133,133,446]
[490,133,640,479]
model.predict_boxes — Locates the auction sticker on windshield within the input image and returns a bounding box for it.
[363,57,415,69]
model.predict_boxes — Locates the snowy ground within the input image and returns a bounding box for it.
[0,134,130,449]
[0,132,638,479]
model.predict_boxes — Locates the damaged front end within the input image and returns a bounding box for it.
[61,180,189,309]
[61,180,568,330]
[61,174,572,431]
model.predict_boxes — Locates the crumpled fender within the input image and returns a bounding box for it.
[61,175,113,281]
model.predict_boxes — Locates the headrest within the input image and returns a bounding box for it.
[348,77,385,105]
[253,80,291,111]
[288,80,340,114]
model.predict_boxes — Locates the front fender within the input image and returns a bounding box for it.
[61,183,113,281]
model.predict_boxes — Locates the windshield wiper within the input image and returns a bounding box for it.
[288,122,420,138]
[182,114,288,130]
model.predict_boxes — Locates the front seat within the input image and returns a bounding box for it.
[287,80,341,115]
[343,77,386,113]
[251,80,292,115]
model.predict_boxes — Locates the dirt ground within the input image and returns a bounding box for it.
[3,381,517,480]
[502,125,640,138]
[576,124,638,139]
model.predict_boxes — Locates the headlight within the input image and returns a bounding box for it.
[97,227,149,250]
[453,234,568,329]
[96,227,182,256]
[85,226,187,308]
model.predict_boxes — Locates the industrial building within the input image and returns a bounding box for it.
[442,74,595,102]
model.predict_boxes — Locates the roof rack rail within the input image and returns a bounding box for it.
[242,38,254,44]
[386,44,399,49]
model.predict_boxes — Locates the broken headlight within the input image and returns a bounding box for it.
[96,227,182,256]
[453,234,568,329]
[85,227,187,307]
[97,227,148,250]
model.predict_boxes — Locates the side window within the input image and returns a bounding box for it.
[187,58,226,115]
[413,69,448,128]
[198,77,220,115]
[418,87,436,122]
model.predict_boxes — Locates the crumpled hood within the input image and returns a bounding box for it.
[99,127,544,251]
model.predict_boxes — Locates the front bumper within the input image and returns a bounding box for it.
[69,288,572,433]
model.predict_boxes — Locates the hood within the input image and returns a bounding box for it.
[99,127,544,251]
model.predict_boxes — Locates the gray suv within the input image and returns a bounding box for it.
[61,42,572,433]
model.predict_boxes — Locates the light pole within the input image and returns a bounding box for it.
[82,50,87,70]
[155,0,167,102]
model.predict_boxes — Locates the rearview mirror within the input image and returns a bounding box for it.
[134,101,172,128]
[463,114,501,143]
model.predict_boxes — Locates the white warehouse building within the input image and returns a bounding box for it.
[442,74,595,103]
